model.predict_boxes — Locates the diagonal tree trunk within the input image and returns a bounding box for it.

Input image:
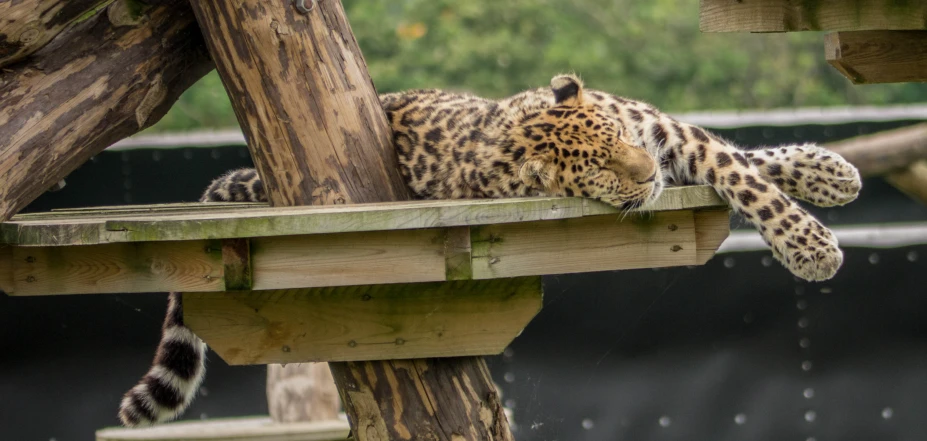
[186,0,513,439]
[0,0,213,222]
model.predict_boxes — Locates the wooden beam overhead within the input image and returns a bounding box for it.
[700,0,927,33]
[825,31,927,84]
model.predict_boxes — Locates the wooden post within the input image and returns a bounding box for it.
[186,1,514,439]
[0,0,213,222]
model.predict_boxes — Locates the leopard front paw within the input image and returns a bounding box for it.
[765,212,843,281]
[758,144,862,207]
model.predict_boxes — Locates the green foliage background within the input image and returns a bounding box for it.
[151,0,927,132]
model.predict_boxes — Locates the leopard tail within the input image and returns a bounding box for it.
[118,293,207,427]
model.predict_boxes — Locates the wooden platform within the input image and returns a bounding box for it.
[700,0,927,84]
[0,186,729,296]
[1,186,729,364]
[95,416,350,441]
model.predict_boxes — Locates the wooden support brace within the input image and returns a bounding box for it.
[700,0,927,33]
[825,31,927,84]
[221,238,252,291]
[184,277,543,365]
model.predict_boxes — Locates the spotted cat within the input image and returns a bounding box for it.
[118,74,861,426]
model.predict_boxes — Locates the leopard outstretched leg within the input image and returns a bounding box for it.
[745,143,862,207]
[662,124,843,281]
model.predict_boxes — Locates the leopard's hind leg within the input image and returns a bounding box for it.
[745,144,861,207]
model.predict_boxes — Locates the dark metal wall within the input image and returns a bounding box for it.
[2,121,926,440]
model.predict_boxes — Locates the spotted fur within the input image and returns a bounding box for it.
[120,74,860,426]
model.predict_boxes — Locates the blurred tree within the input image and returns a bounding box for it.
[150,0,927,132]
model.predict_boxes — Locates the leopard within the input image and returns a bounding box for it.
[117,74,861,427]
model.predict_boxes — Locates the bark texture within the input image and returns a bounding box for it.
[0,0,112,67]
[0,0,213,222]
[187,1,511,438]
[826,123,927,177]
[189,0,410,207]
[330,358,514,441]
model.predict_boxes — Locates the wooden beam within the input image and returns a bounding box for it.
[471,210,697,279]
[2,208,730,296]
[0,0,213,222]
[1,186,726,246]
[11,240,224,296]
[700,0,927,33]
[184,277,542,365]
[885,160,927,206]
[826,123,927,177]
[96,417,350,441]
[825,31,927,84]
[0,245,11,294]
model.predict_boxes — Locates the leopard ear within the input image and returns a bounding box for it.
[519,154,559,191]
[551,74,584,106]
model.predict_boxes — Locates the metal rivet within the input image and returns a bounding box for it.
[25,256,35,263]
[281,345,291,352]
[362,294,371,301]
[294,0,316,14]
[670,245,682,252]
[667,224,678,231]
[395,338,405,345]
[348,340,357,348]
[25,276,36,283]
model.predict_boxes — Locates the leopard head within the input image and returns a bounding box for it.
[513,75,662,208]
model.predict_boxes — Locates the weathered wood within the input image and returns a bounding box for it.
[471,210,697,279]
[825,31,927,84]
[444,227,473,281]
[0,0,213,222]
[694,209,732,264]
[1,208,731,296]
[329,357,513,441]
[184,277,542,365]
[1,186,726,246]
[0,0,112,67]
[267,364,341,423]
[885,160,927,206]
[826,124,927,177]
[189,0,409,208]
[250,229,446,290]
[11,240,223,296]
[0,245,11,294]
[700,0,927,33]
[221,238,252,291]
[95,417,350,441]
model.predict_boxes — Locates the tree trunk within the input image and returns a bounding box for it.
[186,1,512,439]
[267,363,341,423]
[0,0,213,222]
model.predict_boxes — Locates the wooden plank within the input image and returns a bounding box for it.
[470,210,697,279]
[1,208,732,296]
[2,186,726,246]
[96,416,350,441]
[825,31,927,84]
[0,245,12,294]
[700,0,927,33]
[184,277,543,365]
[444,227,473,280]
[694,209,732,264]
[9,240,224,296]
[222,238,252,290]
[250,229,447,290]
